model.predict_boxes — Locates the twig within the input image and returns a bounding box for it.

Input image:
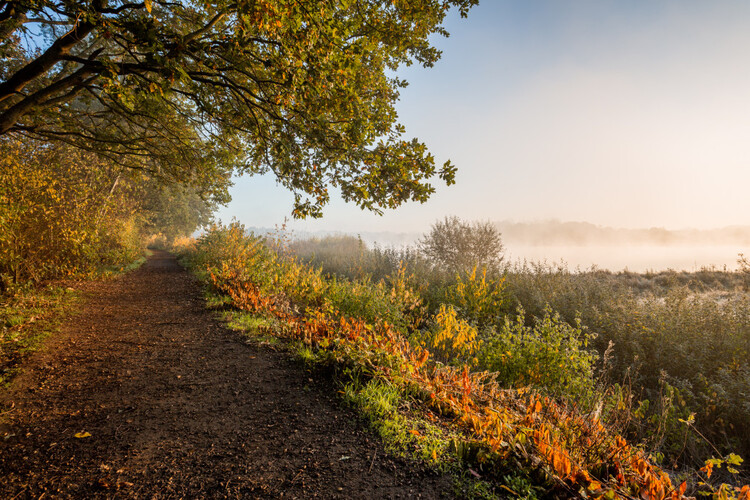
[10,486,27,499]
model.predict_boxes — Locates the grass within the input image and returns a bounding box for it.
[0,252,150,386]
[0,285,80,386]
[223,310,281,346]
[99,255,148,278]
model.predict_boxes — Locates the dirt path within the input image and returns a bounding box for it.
[0,251,453,499]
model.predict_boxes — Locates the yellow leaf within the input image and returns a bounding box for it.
[74,431,91,438]
[145,0,152,14]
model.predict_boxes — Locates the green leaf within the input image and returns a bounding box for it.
[726,453,744,466]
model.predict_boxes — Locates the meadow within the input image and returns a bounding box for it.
[182,224,750,499]
[290,234,750,468]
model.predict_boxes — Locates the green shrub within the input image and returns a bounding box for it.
[324,276,407,329]
[476,306,597,400]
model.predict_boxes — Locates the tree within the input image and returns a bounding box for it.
[0,0,477,217]
[419,216,504,276]
[140,183,219,242]
[0,136,219,289]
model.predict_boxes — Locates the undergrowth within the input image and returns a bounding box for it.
[183,223,750,499]
[0,285,79,386]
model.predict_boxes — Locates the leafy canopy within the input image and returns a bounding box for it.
[0,0,477,217]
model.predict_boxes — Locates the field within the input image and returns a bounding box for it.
[182,224,750,499]
[291,234,750,468]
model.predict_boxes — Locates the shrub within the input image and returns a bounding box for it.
[410,304,480,366]
[477,306,597,400]
[419,216,504,277]
[443,266,510,329]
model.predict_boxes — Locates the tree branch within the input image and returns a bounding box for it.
[0,64,97,134]
[0,15,96,106]
[182,9,229,44]
[0,3,27,40]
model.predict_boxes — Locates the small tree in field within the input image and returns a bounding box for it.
[419,216,504,276]
[739,253,750,291]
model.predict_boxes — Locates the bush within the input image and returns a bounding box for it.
[477,306,597,400]
[0,140,142,285]
[410,304,480,366]
[324,276,408,329]
[443,266,510,329]
[419,216,504,277]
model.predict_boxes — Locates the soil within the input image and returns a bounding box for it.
[0,251,454,499]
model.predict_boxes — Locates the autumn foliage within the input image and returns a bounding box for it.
[0,139,141,287]
[0,137,219,291]
[186,224,750,499]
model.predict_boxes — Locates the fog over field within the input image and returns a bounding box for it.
[246,220,750,273]
[503,243,743,272]
[498,221,750,271]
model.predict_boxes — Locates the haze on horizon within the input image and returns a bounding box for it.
[217,1,750,242]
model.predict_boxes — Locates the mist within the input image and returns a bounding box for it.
[498,221,750,272]
[244,220,749,273]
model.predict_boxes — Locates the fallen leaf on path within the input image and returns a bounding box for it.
[74,431,91,438]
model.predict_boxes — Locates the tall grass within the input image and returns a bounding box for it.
[288,234,750,473]
[503,261,750,467]
[186,224,705,498]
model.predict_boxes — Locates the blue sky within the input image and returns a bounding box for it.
[217,1,750,233]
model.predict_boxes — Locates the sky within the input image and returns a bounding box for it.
[216,0,750,235]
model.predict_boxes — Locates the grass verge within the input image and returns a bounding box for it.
[1,253,149,386]
[0,285,80,386]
